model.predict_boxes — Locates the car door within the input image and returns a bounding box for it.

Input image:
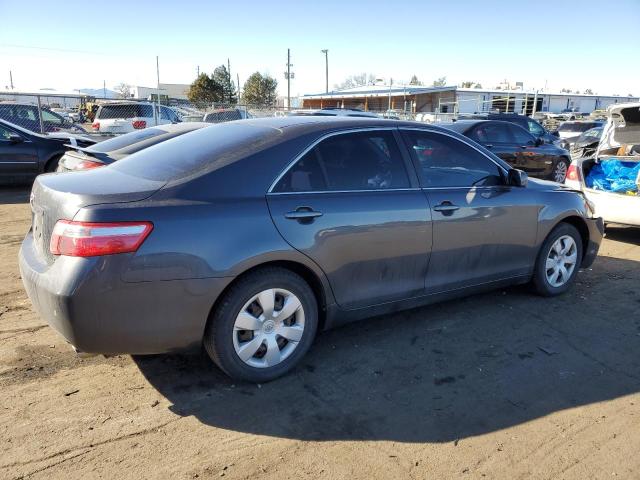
[267,129,433,310]
[401,129,539,293]
[468,122,519,167]
[0,124,39,176]
[507,123,555,178]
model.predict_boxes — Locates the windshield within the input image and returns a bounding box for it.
[111,122,281,182]
[558,122,601,133]
[97,104,154,119]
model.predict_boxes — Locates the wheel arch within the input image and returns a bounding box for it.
[43,151,64,173]
[551,215,590,261]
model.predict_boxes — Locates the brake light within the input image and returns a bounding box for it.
[566,163,579,181]
[92,122,100,130]
[71,159,104,171]
[49,220,153,257]
[132,120,146,129]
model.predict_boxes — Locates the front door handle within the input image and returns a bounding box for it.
[433,202,460,214]
[284,207,323,221]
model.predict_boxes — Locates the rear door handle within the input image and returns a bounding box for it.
[433,202,460,213]
[284,207,323,221]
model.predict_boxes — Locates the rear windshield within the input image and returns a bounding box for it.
[87,128,166,153]
[97,104,154,119]
[558,122,601,132]
[204,110,242,123]
[110,122,281,182]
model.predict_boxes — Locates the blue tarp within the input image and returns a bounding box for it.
[586,158,640,193]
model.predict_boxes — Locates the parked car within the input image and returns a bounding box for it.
[20,117,603,382]
[441,120,573,182]
[565,102,640,227]
[288,107,379,118]
[554,120,604,149]
[92,102,181,134]
[0,102,87,134]
[457,113,557,144]
[569,126,603,159]
[57,122,211,172]
[0,119,94,182]
[203,108,252,123]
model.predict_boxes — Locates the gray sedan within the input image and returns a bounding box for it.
[19,117,603,382]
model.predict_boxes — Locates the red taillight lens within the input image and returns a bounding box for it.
[132,120,146,129]
[71,159,104,171]
[92,122,100,130]
[566,163,579,181]
[49,220,153,257]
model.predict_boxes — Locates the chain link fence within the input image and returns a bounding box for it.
[0,90,462,141]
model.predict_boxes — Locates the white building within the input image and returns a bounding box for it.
[129,83,190,101]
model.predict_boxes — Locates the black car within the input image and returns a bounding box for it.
[19,117,603,382]
[57,122,211,172]
[569,126,603,159]
[441,120,572,182]
[0,119,94,182]
[458,113,557,144]
[0,102,87,134]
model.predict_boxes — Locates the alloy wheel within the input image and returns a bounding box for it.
[553,160,568,183]
[232,288,305,368]
[545,235,578,288]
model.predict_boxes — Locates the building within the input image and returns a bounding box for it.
[129,83,191,101]
[301,85,638,115]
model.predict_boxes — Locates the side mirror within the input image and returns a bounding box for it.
[8,133,23,144]
[508,169,528,187]
[535,137,544,146]
[551,131,559,137]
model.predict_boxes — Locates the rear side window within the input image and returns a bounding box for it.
[204,110,242,123]
[471,123,512,144]
[273,131,410,192]
[98,104,154,119]
[403,131,503,188]
[527,120,545,136]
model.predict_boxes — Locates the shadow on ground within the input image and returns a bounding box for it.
[136,250,640,443]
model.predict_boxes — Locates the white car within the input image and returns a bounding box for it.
[565,102,640,227]
[92,102,180,134]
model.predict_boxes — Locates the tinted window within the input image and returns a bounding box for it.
[160,107,177,121]
[274,131,410,192]
[204,110,242,123]
[0,124,15,140]
[98,104,154,119]
[470,123,512,143]
[527,120,545,136]
[508,124,535,145]
[41,110,63,124]
[404,131,503,188]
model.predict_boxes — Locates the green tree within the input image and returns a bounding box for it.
[460,81,475,88]
[584,88,594,94]
[242,72,278,106]
[432,76,447,87]
[474,83,483,89]
[334,73,377,90]
[187,73,223,105]
[409,75,422,86]
[114,82,132,99]
[212,65,237,104]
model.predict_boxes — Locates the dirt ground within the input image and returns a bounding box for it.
[1,186,639,480]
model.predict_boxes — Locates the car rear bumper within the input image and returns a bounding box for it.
[19,231,233,355]
[582,216,604,268]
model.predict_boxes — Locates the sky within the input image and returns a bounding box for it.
[1,0,639,97]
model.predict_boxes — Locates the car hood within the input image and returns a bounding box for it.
[526,176,581,193]
[596,103,640,155]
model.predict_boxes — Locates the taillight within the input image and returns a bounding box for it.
[132,120,146,129]
[71,159,104,171]
[49,220,153,257]
[566,163,579,181]
[92,122,100,130]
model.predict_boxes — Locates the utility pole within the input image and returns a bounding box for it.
[227,58,232,104]
[103,80,106,99]
[237,73,241,103]
[285,49,294,110]
[9,70,14,89]
[197,65,200,77]
[321,49,328,93]
[155,56,161,125]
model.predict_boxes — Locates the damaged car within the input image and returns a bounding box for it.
[565,103,640,227]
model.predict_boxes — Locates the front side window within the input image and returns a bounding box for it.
[527,120,545,136]
[0,125,16,140]
[403,131,503,188]
[273,131,410,192]
[508,124,536,145]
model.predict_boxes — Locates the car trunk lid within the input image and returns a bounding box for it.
[30,169,165,264]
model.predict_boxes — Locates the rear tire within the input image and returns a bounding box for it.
[532,223,583,297]
[550,158,570,183]
[204,267,318,382]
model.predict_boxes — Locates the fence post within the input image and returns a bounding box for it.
[36,95,45,134]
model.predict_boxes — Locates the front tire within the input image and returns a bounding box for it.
[532,223,583,297]
[550,158,570,183]
[204,267,318,382]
